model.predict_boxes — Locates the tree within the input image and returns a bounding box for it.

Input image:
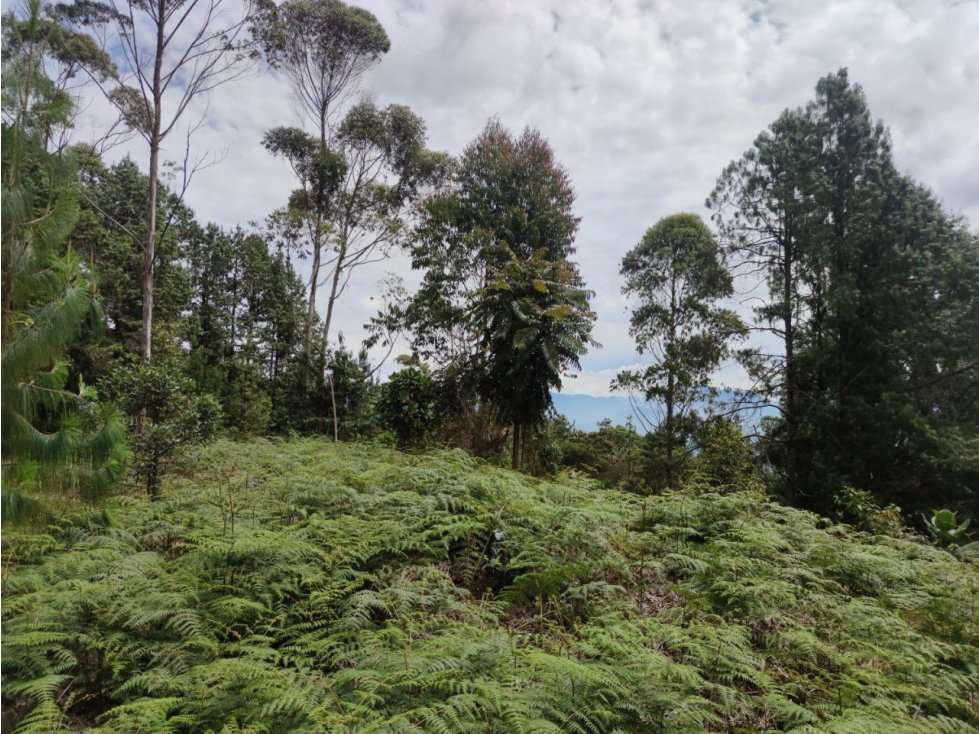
[398,121,593,467]
[708,84,830,505]
[406,122,579,367]
[2,5,127,521]
[477,249,595,470]
[710,69,979,515]
[56,0,255,361]
[255,0,389,357]
[1,0,116,151]
[376,367,442,448]
[71,154,193,358]
[614,214,743,489]
[103,357,220,498]
[264,103,446,370]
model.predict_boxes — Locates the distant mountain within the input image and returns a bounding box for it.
[551,393,641,431]
[552,391,777,433]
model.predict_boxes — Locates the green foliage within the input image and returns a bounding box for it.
[710,69,979,515]
[615,213,744,489]
[689,418,763,493]
[1,8,127,522]
[833,486,906,538]
[559,418,643,489]
[476,248,596,466]
[377,367,442,448]
[3,438,977,732]
[101,359,221,498]
[401,121,593,469]
[70,154,193,358]
[923,509,972,549]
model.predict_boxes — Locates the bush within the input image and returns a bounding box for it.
[690,417,763,492]
[834,485,905,537]
[102,359,221,498]
[376,368,442,448]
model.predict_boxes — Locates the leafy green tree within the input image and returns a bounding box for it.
[689,418,762,492]
[477,249,595,470]
[326,340,377,440]
[376,367,442,448]
[559,417,643,489]
[71,154,192,361]
[614,214,743,489]
[708,109,821,505]
[399,121,590,465]
[1,6,127,521]
[102,357,221,498]
[1,0,115,150]
[710,69,979,515]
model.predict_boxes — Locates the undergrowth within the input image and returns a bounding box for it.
[3,438,978,733]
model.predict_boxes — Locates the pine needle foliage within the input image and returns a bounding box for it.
[3,438,977,732]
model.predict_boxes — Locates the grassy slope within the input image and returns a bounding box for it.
[3,438,978,733]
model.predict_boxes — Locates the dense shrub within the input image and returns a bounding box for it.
[2,438,977,732]
[376,368,442,447]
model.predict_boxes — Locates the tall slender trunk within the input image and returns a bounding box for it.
[783,237,798,506]
[302,233,321,357]
[319,240,344,367]
[664,376,674,489]
[511,423,521,471]
[142,2,166,362]
[664,270,678,489]
[304,100,331,360]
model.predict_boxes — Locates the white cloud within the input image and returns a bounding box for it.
[75,0,979,397]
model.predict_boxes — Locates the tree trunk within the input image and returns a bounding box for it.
[302,237,321,357]
[319,246,344,368]
[664,378,674,489]
[142,0,166,362]
[664,270,678,489]
[328,371,338,443]
[511,423,521,470]
[783,237,798,506]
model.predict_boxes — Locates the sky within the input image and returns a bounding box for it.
[74,0,979,398]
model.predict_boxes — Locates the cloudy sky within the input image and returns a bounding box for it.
[77,0,979,397]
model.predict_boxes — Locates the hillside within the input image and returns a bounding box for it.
[3,438,978,733]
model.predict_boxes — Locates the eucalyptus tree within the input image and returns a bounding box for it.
[255,0,390,357]
[614,214,743,489]
[55,0,255,361]
[1,0,116,151]
[399,120,593,465]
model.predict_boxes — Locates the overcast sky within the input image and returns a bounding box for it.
[77,0,979,397]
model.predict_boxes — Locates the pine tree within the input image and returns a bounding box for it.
[1,2,127,521]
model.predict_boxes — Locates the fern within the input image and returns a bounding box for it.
[3,438,977,732]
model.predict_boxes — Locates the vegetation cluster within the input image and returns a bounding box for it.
[3,439,978,732]
[2,0,979,729]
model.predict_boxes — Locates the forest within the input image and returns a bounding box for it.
[2,0,978,732]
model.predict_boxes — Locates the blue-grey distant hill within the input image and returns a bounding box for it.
[552,391,777,432]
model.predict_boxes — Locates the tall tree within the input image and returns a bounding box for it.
[710,69,979,514]
[56,0,254,361]
[256,0,389,357]
[614,214,743,489]
[264,103,445,367]
[398,121,593,466]
[71,154,193,359]
[2,5,127,520]
[477,248,595,470]
[708,103,822,505]
[1,0,116,151]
